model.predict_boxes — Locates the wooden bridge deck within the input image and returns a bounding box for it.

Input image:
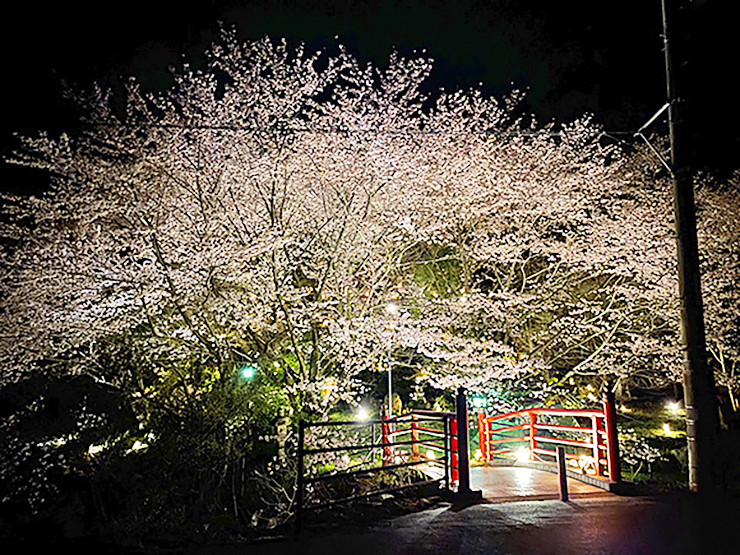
[470,465,613,503]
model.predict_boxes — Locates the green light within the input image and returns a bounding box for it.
[241,364,257,380]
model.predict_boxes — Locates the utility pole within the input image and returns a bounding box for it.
[661,0,719,493]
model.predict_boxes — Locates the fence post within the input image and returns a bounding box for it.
[295,420,305,534]
[557,445,569,502]
[450,416,459,487]
[412,414,419,462]
[529,412,537,460]
[477,412,486,463]
[456,387,471,493]
[603,391,622,483]
[371,422,376,465]
[594,414,606,476]
[590,415,600,476]
[382,409,392,466]
[444,415,451,491]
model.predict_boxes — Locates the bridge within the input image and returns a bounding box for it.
[296,388,622,529]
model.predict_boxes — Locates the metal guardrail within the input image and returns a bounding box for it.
[296,409,458,532]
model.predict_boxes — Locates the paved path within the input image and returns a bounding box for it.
[14,469,734,555]
[185,468,739,555]
[194,493,735,555]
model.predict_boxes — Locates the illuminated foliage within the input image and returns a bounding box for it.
[1,30,739,524]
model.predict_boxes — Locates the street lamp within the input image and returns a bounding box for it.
[384,302,399,416]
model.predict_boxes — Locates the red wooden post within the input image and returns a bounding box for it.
[603,393,622,483]
[450,417,459,486]
[477,412,487,462]
[485,418,490,462]
[529,412,537,460]
[590,416,600,476]
[444,416,451,490]
[411,414,419,461]
[594,414,606,476]
[382,410,392,466]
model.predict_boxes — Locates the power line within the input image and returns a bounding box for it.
[79,120,642,140]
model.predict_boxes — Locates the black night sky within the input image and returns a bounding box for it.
[1,0,737,193]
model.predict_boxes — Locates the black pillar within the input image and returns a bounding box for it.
[456,387,471,493]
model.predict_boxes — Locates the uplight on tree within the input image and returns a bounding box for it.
[385,302,400,316]
[666,400,681,414]
[241,364,257,380]
[356,406,369,421]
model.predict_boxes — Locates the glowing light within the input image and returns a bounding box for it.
[515,446,531,462]
[471,396,487,409]
[586,384,594,392]
[663,423,671,434]
[356,406,369,421]
[385,302,399,316]
[132,440,148,451]
[473,449,482,461]
[241,364,256,379]
[666,400,681,414]
[88,444,104,455]
[578,455,597,475]
[426,450,437,461]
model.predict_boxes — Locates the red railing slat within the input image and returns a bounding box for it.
[477,399,621,483]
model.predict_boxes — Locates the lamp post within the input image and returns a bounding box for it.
[387,350,393,417]
[385,302,400,417]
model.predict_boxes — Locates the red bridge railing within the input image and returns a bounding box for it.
[477,395,621,483]
[381,409,458,486]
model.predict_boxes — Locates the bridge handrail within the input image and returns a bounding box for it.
[296,409,459,532]
[296,390,480,533]
[476,394,621,484]
[482,407,606,422]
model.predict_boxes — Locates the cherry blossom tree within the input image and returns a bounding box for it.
[2,29,739,484]
[697,177,740,410]
[2,29,740,532]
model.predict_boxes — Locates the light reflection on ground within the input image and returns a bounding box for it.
[470,465,606,501]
